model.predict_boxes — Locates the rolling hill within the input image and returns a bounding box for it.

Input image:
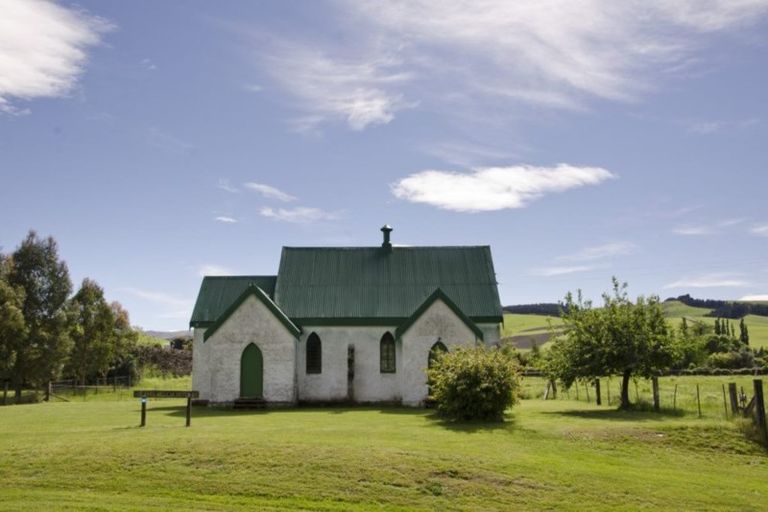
[502,300,768,350]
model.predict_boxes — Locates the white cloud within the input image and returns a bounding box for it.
[740,294,768,301]
[259,206,338,223]
[751,223,768,236]
[530,265,595,277]
[122,287,192,309]
[391,164,615,212]
[243,182,296,202]
[214,216,237,224]
[674,218,747,235]
[559,242,636,262]
[218,179,239,193]
[198,264,233,277]
[663,274,750,289]
[264,45,413,130]
[673,225,716,236]
[0,0,111,113]
[257,1,768,127]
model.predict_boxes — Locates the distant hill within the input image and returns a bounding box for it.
[667,294,768,319]
[502,298,768,350]
[145,330,193,340]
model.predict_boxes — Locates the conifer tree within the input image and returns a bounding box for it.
[740,318,750,345]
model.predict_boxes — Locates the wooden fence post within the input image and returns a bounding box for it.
[652,377,660,412]
[606,378,611,406]
[186,397,192,427]
[754,380,767,447]
[595,378,602,406]
[721,384,729,419]
[673,384,678,411]
[728,383,739,415]
[696,384,702,418]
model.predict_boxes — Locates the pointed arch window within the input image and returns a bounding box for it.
[380,332,396,373]
[306,333,322,374]
[429,340,448,369]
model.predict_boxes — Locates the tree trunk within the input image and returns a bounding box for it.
[620,370,632,409]
[14,382,22,402]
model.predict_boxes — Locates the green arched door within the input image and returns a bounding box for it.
[240,343,263,398]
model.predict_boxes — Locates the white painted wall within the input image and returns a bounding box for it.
[400,298,481,406]
[191,327,210,398]
[296,326,401,403]
[193,296,501,407]
[199,294,297,404]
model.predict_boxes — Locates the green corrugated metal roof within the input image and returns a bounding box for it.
[272,246,502,322]
[190,276,276,326]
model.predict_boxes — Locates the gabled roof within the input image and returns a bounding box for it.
[203,284,300,341]
[395,288,484,341]
[272,246,502,324]
[190,276,276,327]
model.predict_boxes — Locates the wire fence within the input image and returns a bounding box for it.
[520,375,764,420]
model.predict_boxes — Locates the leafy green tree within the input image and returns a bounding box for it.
[740,318,750,345]
[68,279,116,385]
[6,232,72,399]
[680,317,688,338]
[110,301,139,380]
[714,318,721,335]
[0,256,27,388]
[545,278,677,409]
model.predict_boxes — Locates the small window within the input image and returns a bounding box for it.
[306,333,322,374]
[380,332,396,373]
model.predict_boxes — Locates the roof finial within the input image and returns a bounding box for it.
[381,224,393,252]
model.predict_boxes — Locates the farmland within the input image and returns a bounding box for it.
[502,300,768,350]
[1,376,766,511]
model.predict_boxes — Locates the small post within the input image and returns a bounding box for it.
[696,384,702,418]
[186,396,192,427]
[754,379,767,446]
[673,384,678,411]
[595,378,602,406]
[728,383,739,415]
[652,377,660,412]
[721,384,729,419]
[140,396,147,427]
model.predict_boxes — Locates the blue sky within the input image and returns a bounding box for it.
[1,1,768,330]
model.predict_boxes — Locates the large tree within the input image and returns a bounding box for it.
[0,256,27,391]
[68,279,116,385]
[545,278,677,409]
[6,231,72,399]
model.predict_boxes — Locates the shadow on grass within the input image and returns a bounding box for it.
[144,403,518,432]
[542,405,686,422]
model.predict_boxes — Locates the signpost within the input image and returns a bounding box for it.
[133,390,199,428]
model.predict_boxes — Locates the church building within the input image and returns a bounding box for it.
[189,226,503,406]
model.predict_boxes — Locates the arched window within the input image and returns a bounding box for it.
[380,332,396,373]
[429,340,448,368]
[306,333,322,374]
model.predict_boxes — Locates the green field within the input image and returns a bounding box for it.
[503,301,768,350]
[1,376,767,511]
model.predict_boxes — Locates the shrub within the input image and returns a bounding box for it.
[426,346,519,421]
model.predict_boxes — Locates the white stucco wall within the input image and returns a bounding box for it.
[296,326,401,403]
[478,322,501,347]
[199,294,297,404]
[191,327,210,399]
[400,299,481,406]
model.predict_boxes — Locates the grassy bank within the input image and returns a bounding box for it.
[1,376,766,511]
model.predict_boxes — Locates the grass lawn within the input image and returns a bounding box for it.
[1,378,767,511]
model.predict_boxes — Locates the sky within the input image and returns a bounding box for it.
[1,0,768,331]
